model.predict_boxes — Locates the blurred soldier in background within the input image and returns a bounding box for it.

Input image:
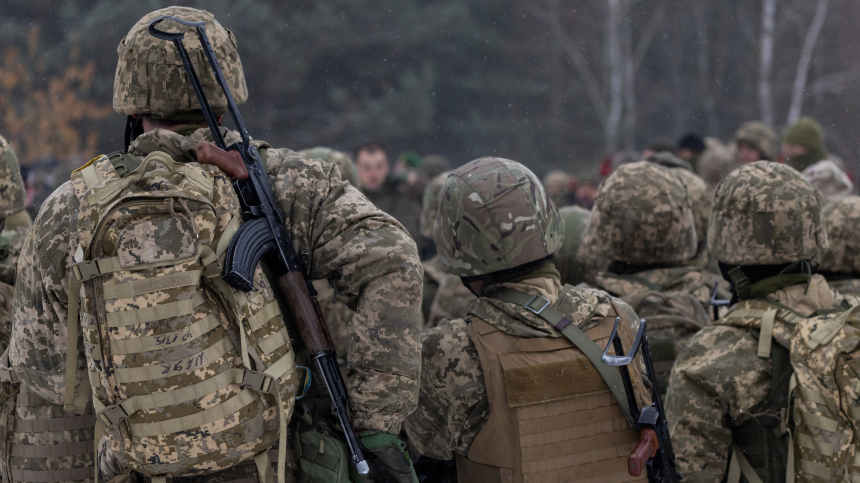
[0,135,30,349]
[420,153,450,181]
[405,156,649,482]
[583,161,725,395]
[542,169,574,208]
[676,133,707,171]
[11,7,422,482]
[298,146,360,188]
[802,159,854,204]
[553,206,607,287]
[782,117,829,172]
[733,121,778,164]
[666,162,850,483]
[697,137,735,187]
[419,171,475,330]
[817,196,860,296]
[356,142,424,256]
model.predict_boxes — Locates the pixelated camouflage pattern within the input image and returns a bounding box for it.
[734,121,778,161]
[404,275,640,460]
[584,161,697,265]
[542,169,572,209]
[708,161,827,266]
[0,383,96,483]
[298,147,360,189]
[11,126,420,438]
[819,196,860,274]
[554,206,607,287]
[421,257,475,330]
[595,266,727,309]
[419,171,451,240]
[434,157,563,277]
[646,152,694,172]
[672,169,712,250]
[113,7,247,118]
[697,138,738,187]
[311,278,353,369]
[790,302,860,483]
[0,136,27,220]
[802,160,854,205]
[666,275,845,483]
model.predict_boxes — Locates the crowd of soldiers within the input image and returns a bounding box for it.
[0,5,857,483]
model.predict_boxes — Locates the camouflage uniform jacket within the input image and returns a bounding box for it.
[421,257,475,331]
[595,266,727,306]
[404,274,637,460]
[10,127,422,433]
[665,275,849,483]
[825,278,860,297]
[0,211,30,352]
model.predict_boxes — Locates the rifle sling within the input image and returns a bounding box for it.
[489,289,634,425]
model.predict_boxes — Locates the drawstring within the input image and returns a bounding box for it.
[166,198,200,239]
[779,260,812,294]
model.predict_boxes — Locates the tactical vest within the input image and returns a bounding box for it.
[65,151,299,482]
[0,350,97,483]
[457,290,649,483]
[716,299,860,483]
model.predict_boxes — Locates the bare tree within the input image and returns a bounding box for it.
[758,0,777,126]
[605,0,625,151]
[786,0,829,124]
[694,2,717,133]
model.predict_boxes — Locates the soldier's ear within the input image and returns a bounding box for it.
[217,115,224,125]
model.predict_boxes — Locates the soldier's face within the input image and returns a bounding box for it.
[737,143,763,164]
[356,150,390,191]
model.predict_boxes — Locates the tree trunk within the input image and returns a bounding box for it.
[605,0,624,152]
[694,2,717,133]
[786,0,829,125]
[758,0,777,127]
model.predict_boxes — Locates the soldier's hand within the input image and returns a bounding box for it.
[357,431,418,483]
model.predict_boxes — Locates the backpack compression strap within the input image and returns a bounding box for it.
[488,289,635,425]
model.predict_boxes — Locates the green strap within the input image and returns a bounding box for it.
[489,289,634,424]
[106,292,205,327]
[102,270,202,299]
[617,274,664,292]
[109,313,221,355]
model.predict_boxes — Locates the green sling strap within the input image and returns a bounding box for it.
[488,289,635,425]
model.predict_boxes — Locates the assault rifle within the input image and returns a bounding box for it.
[602,319,681,483]
[147,17,370,477]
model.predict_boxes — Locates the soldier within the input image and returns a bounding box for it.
[666,162,850,483]
[733,121,778,164]
[698,137,735,187]
[802,159,853,204]
[0,135,30,348]
[782,117,828,172]
[404,156,650,482]
[676,133,706,170]
[419,171,475,330]
[553,205,607,287]
[298,146,360,188]
[542,169,574,208]
[583,161,725,395]
[817,196,860,296]
[10,7,421,483]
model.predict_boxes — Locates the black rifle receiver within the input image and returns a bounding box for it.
[602,319,682,483]
[147,16,370,477]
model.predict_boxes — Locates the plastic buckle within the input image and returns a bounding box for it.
[241,371,273,393]
[97,405,128,426]
[524,295,550,315]
[72,261,99,282]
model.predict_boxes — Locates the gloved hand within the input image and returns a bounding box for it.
[356,431,418,483]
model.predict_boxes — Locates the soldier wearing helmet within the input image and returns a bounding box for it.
[298,146,360,189]
[583,161,725,395]
[0,135,31,349]
[817,196,860,296]
[665,162,855,483]
[419,171,475,330]
[11,7,421,483]
[404,157,650,481]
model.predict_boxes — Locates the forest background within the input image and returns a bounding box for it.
[0,0,857,180]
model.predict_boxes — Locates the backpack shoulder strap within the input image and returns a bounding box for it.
[488,289,634,424]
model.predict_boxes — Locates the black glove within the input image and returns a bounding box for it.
[356,431,418,483]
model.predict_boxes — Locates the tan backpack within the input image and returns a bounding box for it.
[65,151,299,482]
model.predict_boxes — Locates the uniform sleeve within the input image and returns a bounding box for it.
[265,149,422,433]
[665,325,772,483]
[9,182,84,405]
[404,319,488,460]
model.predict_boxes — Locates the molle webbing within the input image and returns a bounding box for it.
[464,292,646,483]
[8,388,95,483]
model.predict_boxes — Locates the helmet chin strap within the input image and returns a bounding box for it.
[124,115,144,151]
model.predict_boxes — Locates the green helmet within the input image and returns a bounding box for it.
[434,157,563,277]
[818,196,860,274]
[113,7,248,119]
[420,171,451,239]
[708,161,827,265]
[734,121,778,161]
[299,147,360,188]
[0,135,26,220]
[583,161,697,264]
[554,205,591,286]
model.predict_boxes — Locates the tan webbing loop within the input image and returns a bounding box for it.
[80,164,103,188]
[757,309,776,358]
[10,440,94,458]
[798,385,830,407]
[796,432,834,456]
[800,459,832,480]
[797,408,839,432]
[727,444,764,483]
[248,302,281,332]
[258,329,288,356]
[807,305,860,350]
[254,450,276,483]
[106,292,206,327]
[113,336,234,383]
[9,467,93,482]
[130,388,257,437]
[109,313,221,355]
[218,215,241,258]
[95,151,213,204]
[15,414,96,433]
[63,274,83,411]
[102,270,202,300]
